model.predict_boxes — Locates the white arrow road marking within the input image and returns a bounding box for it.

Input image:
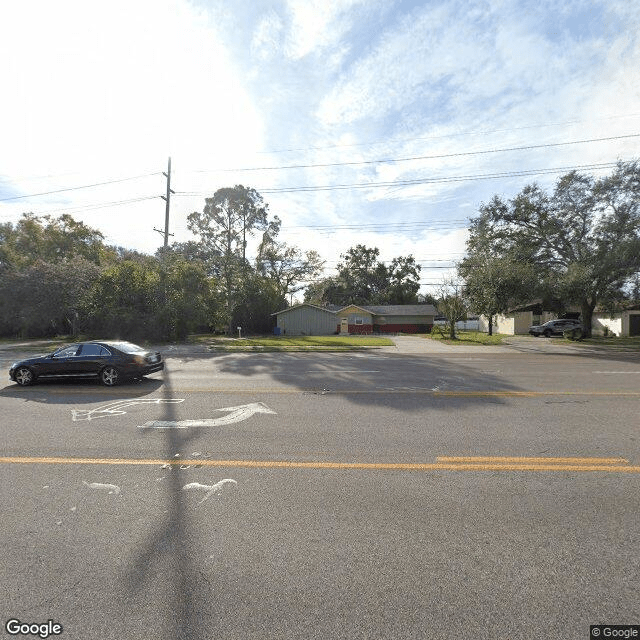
[138,402,277,429]
[183,479,237,503]
[72,398,185,422]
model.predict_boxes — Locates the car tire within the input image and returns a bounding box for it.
[14,366,35,386]
[543,329,552,338]
[100,366,120,386]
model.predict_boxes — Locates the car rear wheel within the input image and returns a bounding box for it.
[100,366,120,386]
[14,367,34,386]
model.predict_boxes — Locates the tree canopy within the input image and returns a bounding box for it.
[304,244,421,306]
[460,161,640,336]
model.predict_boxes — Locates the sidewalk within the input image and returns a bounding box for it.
[382,335,512,354]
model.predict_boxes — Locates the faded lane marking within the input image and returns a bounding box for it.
[139,402,276,429]
[1,456,639,473]
[72,398,185,421]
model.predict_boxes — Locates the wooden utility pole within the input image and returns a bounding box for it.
[155,157,175,247]
[162,157,173,247]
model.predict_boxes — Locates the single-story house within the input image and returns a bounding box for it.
[592,305,640,336]
[479,300,640,336]
[272,303,438,335]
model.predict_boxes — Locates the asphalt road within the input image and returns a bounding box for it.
[1,345,639,639]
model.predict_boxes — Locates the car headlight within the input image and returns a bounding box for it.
[133,355,146,365]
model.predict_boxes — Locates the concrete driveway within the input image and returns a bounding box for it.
[383,334,597,355]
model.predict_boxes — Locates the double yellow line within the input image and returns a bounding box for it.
[1,455,639,473]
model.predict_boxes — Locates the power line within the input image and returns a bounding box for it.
[0,196,160,219]
[0,172,162,202]
[182,134,639,173]
[247,112,640,155]
[174,161,622,197]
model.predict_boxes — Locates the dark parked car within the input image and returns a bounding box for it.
[528,319,582,337]
[9,341,164,387]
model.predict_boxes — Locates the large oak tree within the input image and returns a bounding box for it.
[462,161,640,336]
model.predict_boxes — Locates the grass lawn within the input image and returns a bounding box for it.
[571,335,640,349]
[425,329,505,345]
[189,334,394,351]
[0,337,72,351]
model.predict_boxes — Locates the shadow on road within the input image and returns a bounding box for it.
[0,376,164,405]
[124,366,209,640]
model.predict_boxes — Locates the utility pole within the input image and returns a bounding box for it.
[154,157,175,247]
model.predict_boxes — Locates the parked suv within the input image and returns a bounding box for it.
[528,319,582,337]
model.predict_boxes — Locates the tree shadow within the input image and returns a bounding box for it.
[123,367,212,640]
[0,377,164,405]
[212,351,522,413]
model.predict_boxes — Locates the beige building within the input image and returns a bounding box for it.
[479,301,640,336]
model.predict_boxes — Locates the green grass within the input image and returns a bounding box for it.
[0,336,73,351]
[573,335,640,348]
[425,329,505,345]
[189,334,394,351]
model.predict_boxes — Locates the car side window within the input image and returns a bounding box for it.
[54,344,80,358]
[79,344,109,356]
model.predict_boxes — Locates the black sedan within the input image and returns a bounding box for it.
[528,319,582,337]
[9,341,164,387]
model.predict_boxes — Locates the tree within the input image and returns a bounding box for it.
[256,220,325,301]
[385,255,422,304]
[467,161,640,336]
[187,185,270,333]
[0,258,101,337]
[458,255,538,336]
[1,213,109,269]
[85,260,160,341]
[157,254,219,341]
[437,278,467,339]
[305,244,421,306]
[232,273,287,334]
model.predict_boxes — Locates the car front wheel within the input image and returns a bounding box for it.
[100,366,120,386]
[14,367,34,386]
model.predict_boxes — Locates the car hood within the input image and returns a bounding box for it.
[11,354,52,366]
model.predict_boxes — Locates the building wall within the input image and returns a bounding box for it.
[592,313,623,336]
[276,306,338,335]
[480,311,556,334]
[375,323,433,333]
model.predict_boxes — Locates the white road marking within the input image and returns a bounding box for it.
[82,481,121,495]
[593,371,640,374]
[139,402,276,429]
[183,479,237,503]
[72,398,185,422]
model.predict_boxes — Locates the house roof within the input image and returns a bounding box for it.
[271,303,339,316]
[273,303,438,316]
[356,304,438,316]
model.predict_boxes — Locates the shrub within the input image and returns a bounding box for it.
[563,328,583,341]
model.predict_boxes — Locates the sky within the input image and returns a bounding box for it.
[1,0,639,297]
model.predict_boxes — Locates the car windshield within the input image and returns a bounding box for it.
[107,341,147,353]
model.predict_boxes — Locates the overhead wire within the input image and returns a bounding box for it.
[174,161,622,197]
[248,112,640,154]
[0,172,162,202]
[181,134,639,173]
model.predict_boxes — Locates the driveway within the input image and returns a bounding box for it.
[383,334,600,355]
[383,335,511,354]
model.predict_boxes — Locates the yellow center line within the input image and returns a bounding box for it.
[437,456,629,465]
[1,456,639,473]
[36,388,640,396]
